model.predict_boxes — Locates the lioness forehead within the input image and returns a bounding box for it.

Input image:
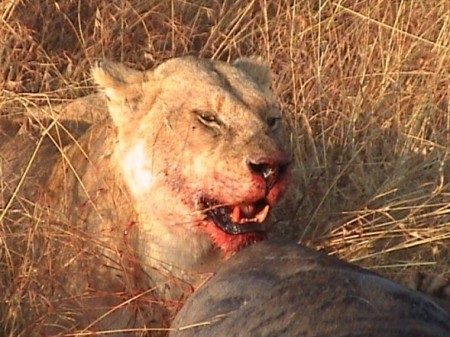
[154,57,262,88]
[151,56,279,117]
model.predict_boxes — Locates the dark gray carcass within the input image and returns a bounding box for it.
[171,241,450,337]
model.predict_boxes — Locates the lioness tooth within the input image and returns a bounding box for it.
[231,206,241,223]
[255,205,270,223]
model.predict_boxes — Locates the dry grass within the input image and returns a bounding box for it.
[1,0,450,335]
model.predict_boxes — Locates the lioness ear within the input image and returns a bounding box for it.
[92,60,146,128]
[92,60,145,101]
[233,57,272,90]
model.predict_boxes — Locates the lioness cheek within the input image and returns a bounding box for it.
[121,141,154,196]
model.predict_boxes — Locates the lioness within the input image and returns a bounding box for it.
[0,56,291,335]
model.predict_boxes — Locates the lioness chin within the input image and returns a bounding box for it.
[0,56,291,335]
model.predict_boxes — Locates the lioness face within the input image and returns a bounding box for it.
[93,56,291,256]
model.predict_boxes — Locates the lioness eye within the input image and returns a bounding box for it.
[194,110,221,127]
[267,117,280,130]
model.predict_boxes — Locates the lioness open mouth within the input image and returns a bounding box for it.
[201,198,270,235]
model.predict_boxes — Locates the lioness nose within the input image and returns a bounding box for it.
[246,156,290,190]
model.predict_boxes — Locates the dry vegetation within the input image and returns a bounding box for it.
[1,0,450,335]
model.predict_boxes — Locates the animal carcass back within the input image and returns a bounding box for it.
[170,241,450,337]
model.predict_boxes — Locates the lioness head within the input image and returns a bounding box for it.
[92,56,291,263]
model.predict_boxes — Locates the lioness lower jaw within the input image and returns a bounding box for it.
[202,198,270,234]
[196,175,291,255]
[200,219,267,256]
[200,200,270,254]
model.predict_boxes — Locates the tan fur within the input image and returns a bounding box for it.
[0,56,291,335]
